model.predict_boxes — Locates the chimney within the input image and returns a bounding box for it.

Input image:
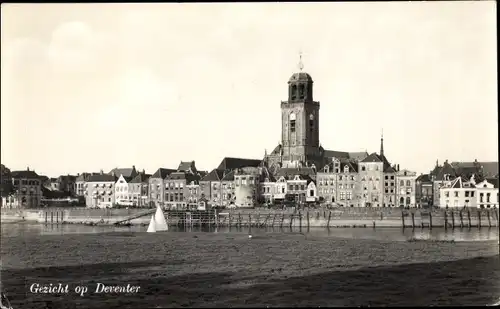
[445,159,448,164]
[142,169,145,175]
[27,166,30,171]
[100,169,104,175]
[397,164,400,171]
[474,159,478,163]
[132,165,136,170]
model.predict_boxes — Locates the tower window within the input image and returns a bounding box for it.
[290,113,296,133]
[309,114,314,131]
[299,84,305,99]
[291,85,297,100]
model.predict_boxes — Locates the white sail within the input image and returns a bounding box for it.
[154,205,169,231]
[147,214,156,233]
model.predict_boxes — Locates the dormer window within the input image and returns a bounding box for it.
[344,166,349,173]
[324,166,329,173]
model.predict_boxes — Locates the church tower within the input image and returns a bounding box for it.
[281,54,320,167]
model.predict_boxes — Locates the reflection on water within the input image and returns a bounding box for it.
[1,222,499,242]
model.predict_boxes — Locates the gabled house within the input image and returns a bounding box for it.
[416,174,433,208]
[108,166,138,179]
[148,167,176,207]
[115,174,134,206]
[128,171,151,207]
[475,177,499,209]
[75,172,99,197]
[199,169,226,206]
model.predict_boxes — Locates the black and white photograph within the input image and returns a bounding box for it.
[0,2,498,308]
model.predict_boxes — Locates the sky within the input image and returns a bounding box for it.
[1,2,497,177]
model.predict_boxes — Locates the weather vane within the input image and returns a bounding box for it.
[298,51,304,71]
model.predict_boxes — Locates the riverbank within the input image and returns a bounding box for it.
[1,231,499,307]
[1,207,498,229]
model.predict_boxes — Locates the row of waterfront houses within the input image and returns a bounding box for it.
[1,156,498,210]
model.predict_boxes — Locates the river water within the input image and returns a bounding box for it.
[1,221,499,241]
[1,223,499,308]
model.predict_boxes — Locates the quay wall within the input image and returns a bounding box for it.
[1,207,498,228]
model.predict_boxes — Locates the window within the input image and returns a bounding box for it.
[465,191,469,197]
[347,192,352,200]
[445,191,449,198]
[288,185,293,191]
[291,85,297,100]
[385,176,389,180]
[361,166,366,171]
[487,193,491,203]
[350,176,355,181]
[350,184,354,189]
[339,184,343,189]
[406,188,412,195]
[406,180,411,187]
[344,166,349,173]
[339,176,343,181]
[295,185,299,190]
[290,113,296,133]
[406,197,411,205]
[400,180,404,186]
[309,114,314,131]
[391,176,395,180]
[471,191,475,197]
[299,84,305,99]
[454,191,458,198]
[480,193,484,202]
[309,189,314,197]
[340,192,345,200]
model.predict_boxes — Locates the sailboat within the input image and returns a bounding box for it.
[154,205,169,231]
[147,215,156,233]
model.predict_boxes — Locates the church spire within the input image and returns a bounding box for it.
[380,129,384,158]
[298,51,304,71]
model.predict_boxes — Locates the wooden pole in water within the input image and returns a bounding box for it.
[45,212,48,224]
[401,211,406,229]
[451,211,455,229]
[467,209,471,228]
[459,210,464,228]
[228,213,232,227]
[307,211,310,228]
[248,214,252,227]
[411,212,415,229]
[299,211,302,227]
[272,214,276,227]
[327,211,331,228]
[280,213,284,228]
[323,211,326,219]
[487,210,491,228]
[477,210,481,229]
[444,210,448,230]
[429,211,433,230]
[51,211,53,224]
[238,213,242,227]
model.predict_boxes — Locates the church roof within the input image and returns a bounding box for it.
[216,157,262,171]
[288,72,313,83]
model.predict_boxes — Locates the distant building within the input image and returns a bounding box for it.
[415,174,433,208]
[474,177,499,209]
[58,175,77,196]
[185,180,200,209]
[439,176,476,208]
[115,174,134,206]
[317,158,359,207]
[148,168,176,208]
[128,171,151,207]
[0,164,12,204]
[234,167,262,208]
[4,168,42,208]
[395,169,417,208]
[358,153,384,207]
[108,166,138,179]
[85,171,117,208]
[75,173,99,197]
